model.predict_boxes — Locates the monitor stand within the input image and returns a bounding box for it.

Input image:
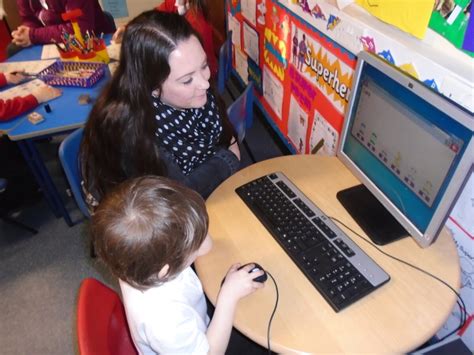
[336,184,409,245]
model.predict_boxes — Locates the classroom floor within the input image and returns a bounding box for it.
[0,80,289,354]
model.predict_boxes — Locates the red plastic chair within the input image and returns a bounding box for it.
[77,278,138,355]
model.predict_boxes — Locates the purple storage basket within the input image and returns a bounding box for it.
[38,60,106,88]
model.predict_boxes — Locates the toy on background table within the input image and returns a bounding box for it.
[55,9,110,64]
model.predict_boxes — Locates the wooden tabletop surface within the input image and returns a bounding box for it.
[195,155,460,354]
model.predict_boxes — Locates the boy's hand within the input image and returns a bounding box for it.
[220,263,264,302]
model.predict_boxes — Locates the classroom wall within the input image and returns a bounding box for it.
[99,0,161,26]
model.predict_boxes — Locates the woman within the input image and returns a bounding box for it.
[81,10,240,211]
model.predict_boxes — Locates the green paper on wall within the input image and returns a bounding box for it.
[429,0,473,56]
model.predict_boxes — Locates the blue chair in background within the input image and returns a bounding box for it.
[58,128,91,221]
[227,81,256,163]
[0,178,38,234]
[217,32,233,96]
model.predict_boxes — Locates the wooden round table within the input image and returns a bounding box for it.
[195,155,460,354]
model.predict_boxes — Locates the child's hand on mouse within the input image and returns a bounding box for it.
[219,263,264,302]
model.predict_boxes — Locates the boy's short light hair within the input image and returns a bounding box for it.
[91,176,209,290]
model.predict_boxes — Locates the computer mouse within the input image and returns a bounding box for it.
[239,262,268,283]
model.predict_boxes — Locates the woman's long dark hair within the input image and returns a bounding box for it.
[81,10,230,204]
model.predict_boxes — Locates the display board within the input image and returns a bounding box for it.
[227,0,473,154]
[228,0,356,154]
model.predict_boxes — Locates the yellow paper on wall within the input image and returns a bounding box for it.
[356,0,435,39]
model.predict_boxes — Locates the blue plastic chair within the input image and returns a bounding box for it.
[227,81,256,162]
[58,127,91,220]
[217,32,233,96]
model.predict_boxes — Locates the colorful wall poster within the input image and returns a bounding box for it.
[263,64,284,119]
[462,12,474,52]
[356,0,435,39]
[241,0,257,26]
[235,47,249,84]
[228,14,242,48]
[243,21,260,65]
[228,0,356,153]
[310,110,339,156]
[294,24,354,114]
[429,0,473,55]
[287,95,309,153]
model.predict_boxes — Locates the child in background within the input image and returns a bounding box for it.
[0,72,61,121]
[91,176,264,354]
[112,0,217,76]
[11,0,115,48]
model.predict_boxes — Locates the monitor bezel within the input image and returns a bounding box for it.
[337,51,474,248]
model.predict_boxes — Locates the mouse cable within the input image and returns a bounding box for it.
[266,271,279,355]
[329,216,467,345]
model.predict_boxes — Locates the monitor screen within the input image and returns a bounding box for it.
[337,51,473,248]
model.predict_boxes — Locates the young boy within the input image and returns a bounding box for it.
[91,176,265,354]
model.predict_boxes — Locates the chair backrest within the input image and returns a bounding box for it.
[77,278,138,355]
[227,81,254,143]
[58,127,90,219]
[217,32,232,95]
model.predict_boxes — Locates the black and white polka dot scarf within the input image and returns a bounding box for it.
[153,91,223,175]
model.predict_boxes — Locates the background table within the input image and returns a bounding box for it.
[2,40,111,225]
[195,155,460,354]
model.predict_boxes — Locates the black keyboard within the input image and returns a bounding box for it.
[236,172,390,312]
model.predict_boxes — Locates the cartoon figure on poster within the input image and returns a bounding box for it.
[281,14,291,39]
[360,36,376,53]
[298,34,307,72]
[271,6,280,31]
[311,4,326,21]
[292,28,299,66]
[327,15,341,30]
[299,0,311,13]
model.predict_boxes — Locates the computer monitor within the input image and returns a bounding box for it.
[337,51,473,248]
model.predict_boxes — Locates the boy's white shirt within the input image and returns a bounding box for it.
[120,267,210,355]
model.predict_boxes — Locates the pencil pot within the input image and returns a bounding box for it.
[92,40,110,64]
[93,48,110,64]
[59,49,79,61]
